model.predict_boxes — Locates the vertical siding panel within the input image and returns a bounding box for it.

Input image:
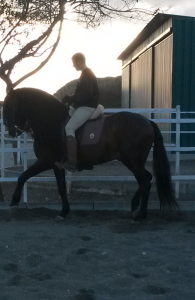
[172,19,184,109]
[185,20,195,147]
[154,35,173,143]
[121,66,130,108]
[182,20,192,146]
[173,18,195,147]
[130,49,152,118]
[183,21,191,110]
[154,35,173,108]
[189,21,195,147]
[190,21,195,109]
[172,19,185,146]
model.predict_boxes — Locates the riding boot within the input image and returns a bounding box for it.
[56,136,77,172]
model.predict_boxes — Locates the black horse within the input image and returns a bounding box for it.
[3,87,178,220]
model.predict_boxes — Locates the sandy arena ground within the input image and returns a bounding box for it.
[0,151,195,299]
[0,207,195,300]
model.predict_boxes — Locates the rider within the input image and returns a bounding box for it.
[56,52,99,172]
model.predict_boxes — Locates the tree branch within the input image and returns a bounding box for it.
[12,17,63,88]
[0,9,64,75]
[0,72,13,92]
[0,0,161,92]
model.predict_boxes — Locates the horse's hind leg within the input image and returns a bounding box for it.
[133,168,152,220]
[121,159,152,220]
[121,159,142,213]
[130,170,152,216]
[53,167,70,219]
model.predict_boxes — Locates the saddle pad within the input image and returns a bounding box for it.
[76,115,107,146]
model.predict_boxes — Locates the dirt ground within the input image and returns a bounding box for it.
[0,181,140,204]
[0,208,195,300]
[0,162,195,299]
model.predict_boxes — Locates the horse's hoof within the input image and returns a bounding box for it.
[131,220,140,224]
[132,210,147,221]
[132,210,139,218]
[9,205,19,214]
[132,212,142,222]
[55,215,66,221]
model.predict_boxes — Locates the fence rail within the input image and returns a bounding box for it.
[1,105,195,203]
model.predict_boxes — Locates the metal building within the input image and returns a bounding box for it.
[118,13,195,145]
[118,13,195,110]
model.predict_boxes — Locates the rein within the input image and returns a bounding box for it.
[14,120,32,137]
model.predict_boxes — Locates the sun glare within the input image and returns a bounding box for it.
[0,19,142,101]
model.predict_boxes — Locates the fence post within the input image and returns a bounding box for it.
[17,135,21,165]
[23,132,28,203]
[1,108,5,178]
[175,105,180,198]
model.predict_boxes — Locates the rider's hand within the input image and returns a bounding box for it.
[62,95,71,106]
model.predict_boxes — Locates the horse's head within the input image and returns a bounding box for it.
[3,88,29,137]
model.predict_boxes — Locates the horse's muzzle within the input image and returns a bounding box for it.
[7,126,18,137]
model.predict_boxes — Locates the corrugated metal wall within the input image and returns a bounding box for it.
[154,34,173,109]
[172,18,195,147]
[130,49,152,118]
[154,34,173,143]
[121,66,130,108]
[120,14,195,148]
[121,16,173,107]
[172,18,195,109]
[122,18,173,66]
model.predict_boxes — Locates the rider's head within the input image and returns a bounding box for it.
[72,53,86,71]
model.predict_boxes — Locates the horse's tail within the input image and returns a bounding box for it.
[150,120,179,210]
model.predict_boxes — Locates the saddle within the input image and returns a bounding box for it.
[72,105,107,146]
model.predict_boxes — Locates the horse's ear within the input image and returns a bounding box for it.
[6,86,14,94]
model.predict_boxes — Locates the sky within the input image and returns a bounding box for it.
[0,0,195,100]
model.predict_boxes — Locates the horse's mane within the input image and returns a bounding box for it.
[14,88,64,116]
[12,88,67,141]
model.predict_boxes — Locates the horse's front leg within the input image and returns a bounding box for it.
[53,167,70,219]
[11,159,53,207]
[131,188,142,213]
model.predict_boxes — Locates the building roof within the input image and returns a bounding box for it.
[117,13,195,60]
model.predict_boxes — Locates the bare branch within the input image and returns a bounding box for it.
[0,0,162,91]
[1,9,63,75]
[12,17,63,87]
[0,19,22,44]
[69,0,160,28]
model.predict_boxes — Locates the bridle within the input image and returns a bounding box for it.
[5,119,32,138]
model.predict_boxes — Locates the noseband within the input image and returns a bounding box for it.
[7,120,32,138]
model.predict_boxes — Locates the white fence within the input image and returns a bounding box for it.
[1,105,195,203]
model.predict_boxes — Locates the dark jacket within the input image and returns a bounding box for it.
[68,68,99,109]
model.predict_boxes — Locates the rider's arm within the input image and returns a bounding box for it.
[72,73,94,108]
